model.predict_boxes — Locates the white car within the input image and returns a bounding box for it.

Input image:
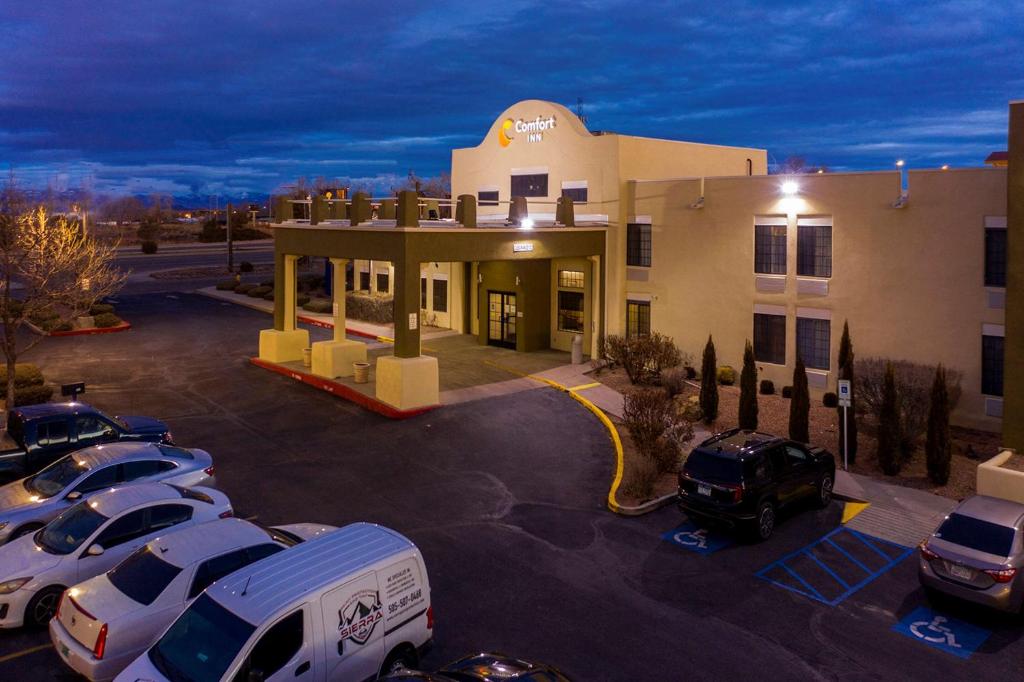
[0,442,216,544]
[50,517,335,682]
[0,481,231,629]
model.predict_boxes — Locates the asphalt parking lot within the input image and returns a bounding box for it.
[2,292,1021,681]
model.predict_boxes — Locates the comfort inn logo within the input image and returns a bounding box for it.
[499,118,515,147]
[498,115,555,146]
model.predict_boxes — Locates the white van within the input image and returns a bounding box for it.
[114,523,433,682]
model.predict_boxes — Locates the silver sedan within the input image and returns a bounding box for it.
[919,494,1024,613]
[0,442,215,544]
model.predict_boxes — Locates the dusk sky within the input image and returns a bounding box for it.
[1,1,1021,203]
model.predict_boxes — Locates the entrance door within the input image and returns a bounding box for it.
[487,291,517,349]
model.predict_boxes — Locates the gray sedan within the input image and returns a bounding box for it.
[0,441,215,544]
[919,494,1024,613]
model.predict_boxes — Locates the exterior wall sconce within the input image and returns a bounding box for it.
[515,276,521,286]
[477,273,483,284]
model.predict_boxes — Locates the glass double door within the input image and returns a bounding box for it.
[487,291,517,349]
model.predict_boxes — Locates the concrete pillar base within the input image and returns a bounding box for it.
[258,329,309,363]
[311,339,367,379]
[375,355,439,410]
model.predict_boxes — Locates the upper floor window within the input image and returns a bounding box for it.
[561,181,588,204]
[477,190,499,207]
[754,223,787,275]
[985,227,1007,288]
[558,270,584,288]
[627,224,651,267]
[510,173,547,197]
[797,220,832,278]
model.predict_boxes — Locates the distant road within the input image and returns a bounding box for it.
[115,240,276,294]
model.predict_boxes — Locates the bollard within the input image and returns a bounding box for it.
[396,191,420,227]
[456,194,477,228]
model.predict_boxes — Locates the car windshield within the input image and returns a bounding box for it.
[24,455,89,498]
[150,593,255,682]
[108,546,183,605]
[684,451,742,482]
[36,502,108,555]
[935,513,1017,557]
[254,522,302,547]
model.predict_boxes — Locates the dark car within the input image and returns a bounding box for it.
[378,653,572,681]
[0,402,172,481]
[677,428,836,540]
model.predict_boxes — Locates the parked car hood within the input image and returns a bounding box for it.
[0,480,41,513]
[0,532,62,579]
[116,415,168,435]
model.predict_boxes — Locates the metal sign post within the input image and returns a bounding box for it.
[838,379,852,470]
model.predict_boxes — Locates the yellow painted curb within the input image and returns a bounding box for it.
[841,501,871,524]
[568,381,602,391]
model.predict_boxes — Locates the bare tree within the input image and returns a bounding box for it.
[0,203,126,415]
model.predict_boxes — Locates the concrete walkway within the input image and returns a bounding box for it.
[835,469,956,548]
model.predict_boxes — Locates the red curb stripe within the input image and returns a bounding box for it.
[49,321,132,337]
[294,315,382,340]
[249,357,438,420]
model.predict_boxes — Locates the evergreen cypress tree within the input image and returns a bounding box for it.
[789,354,810,442]
[877,362,902,476]
[738,340,758,430]
[700,335,718,424]
[925,365,952,485]
[837,321,858,464]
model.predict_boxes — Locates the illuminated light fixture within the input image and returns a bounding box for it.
[520,218,535,229]
[895,159,905,168]
[941,164,949,170]
[816,169,824,174]
[780,181,799,196]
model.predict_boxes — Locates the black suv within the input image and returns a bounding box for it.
[677,429,836,540]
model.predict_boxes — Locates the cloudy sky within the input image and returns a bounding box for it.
[1,0,1021,202]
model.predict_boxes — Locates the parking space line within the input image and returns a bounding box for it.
[780,563,825,601]
[824,537,872,574]
[0,643,51,664]
[848,528,894,561]
[806,551,850,589]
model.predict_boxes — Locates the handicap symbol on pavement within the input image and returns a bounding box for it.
[893,606,990,659]
[661,521,731,555]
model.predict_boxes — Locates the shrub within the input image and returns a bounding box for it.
[684,365,697,380]
[699,336,718,424]
[603,333,683,385]
[837,321,858,464]
[215,280,237,291]
[0,363,44,389]
[41,319,73,332]
[260,280,274,288]
[93,312,123,328]
[679,395,702,422]
[297,295,311,307]
[345,292,392,323]
[738,341,758,430]
[622,388,690,474]
[234,283,256,295]
[717,365,736,386]
[661,367,688,398]
[925,365,952,485]
[622,451,658,500]
[789,356,810,443]
[89,303,115,316]
[759,379,775,395]
[877,362,901,475]
[263,291,274,301]
[199,220,225,242]
[13,384,53,407]
[29,309,59,325]
[782,385,793,399]
[297,273,325,292]
[247,286,272,298]
[239,261,254,273]
[302,298,333,314]
[823,392,839,408]
[140,240,158,254]
[137,219,160,242]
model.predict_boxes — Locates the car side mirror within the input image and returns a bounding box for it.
[65,491,82,501]
[85,543,104,557]
[248,669,265,682]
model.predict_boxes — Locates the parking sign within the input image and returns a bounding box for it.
[837,379,851,407]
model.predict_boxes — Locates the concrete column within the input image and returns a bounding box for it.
[258,252,309,363]
[392,258,421,358]
[310,196,326,225]
[456,194,477,227]
[283,254,298,332]
[309,257,366,378]
[331,258,348,342]
[274,196,291,222]
[396,190,419,227]
[1005,101,1024,451]
[557,196,576,226]
[589,254,602,358]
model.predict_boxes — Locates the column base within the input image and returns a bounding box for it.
[258,329,310,363]
[311,339,367,378]
[375,355,439,410]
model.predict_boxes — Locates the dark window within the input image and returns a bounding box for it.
[150,594,256,682]
[345,263,354,292]
[123,460,162,482]
[985,228,1007,287]
[477,190,499,207]
[754,224,787,274]
[769,447,788,473]
[561,186,587,203]
[797,224,832,277]
[246,543,285,563]
[375,272,389,294]
[753,313,786,365]
[109,546,183,605]
[627,224,652,267]
[784,445,810,464]
[359,271,370,291]
[797,317,831,371]
[38,419,70,446]
[420,278,427,309]
[935,513,1015,556]
[156,444,193,460]
[148,504,193,532]
[742,455,770,483]
[684,451,742,483]
[432,279,448,313]
[237,610,304,681]
[75,465,120,494]
[558,291,585,333]
[982,334,1004,396]
[38,503,108,555]
[626,300,650,338]
[75,416,117,442]
[510,173,547,197]
[94,509,149,549]
[189,548,249,599]
[558,270,584,288]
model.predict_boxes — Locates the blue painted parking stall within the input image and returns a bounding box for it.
[892,606,991,659]
[756,527,913,606]
[662,521,732,555]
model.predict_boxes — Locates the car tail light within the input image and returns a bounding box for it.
[983,567,1017,583]
[425,606,434,630]
[93,623,108,660]
[723,483,743,503]
[204,466,215,477]
[219,509,233,519]
[918,541,939,561]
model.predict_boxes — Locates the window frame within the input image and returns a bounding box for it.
[796,317,831,371]
[557,290,585,334]
[753,313,786,365]
[375,272,389,294]
[626,224,652,268]
[432,278,448,313]
[510,173,548,198]
[985,227,1007,288]
[754,224,787,275]
[982,334,1004,397]
[557,269,585,289]
[626,300,651,338]
[796,223,832,278]
[477,190,499,207]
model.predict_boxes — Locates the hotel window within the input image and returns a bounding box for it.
[797,317,831,370]
[626,300,650,338]
[376,272,389,294]
[797,223,832,277]
[420,278,427,309]
[982,334,1004,396]
[627,224,651,267]
[754,224,787,274]
[561,181,588,204]
[753,313,786,365]
[510,173,548,197]
[432,278,448,313]
[558,269,584,289]
[478,190,499,207]
[359,271,370,291]
[985,227,1007,287]
[558,291,584,333]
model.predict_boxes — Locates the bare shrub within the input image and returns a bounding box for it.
[622,451,658,500]
[623,388,694,474]
[660,366,689,398]
[604,333,683,385]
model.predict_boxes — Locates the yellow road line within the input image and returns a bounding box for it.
[841,501,871,524]
[568,381,601,391]
[0,644,51,664]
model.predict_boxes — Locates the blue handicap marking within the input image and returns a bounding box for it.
[662,521,732,555]
[893,606,991,659]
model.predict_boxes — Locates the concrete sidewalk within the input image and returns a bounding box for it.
[835,469,956,548]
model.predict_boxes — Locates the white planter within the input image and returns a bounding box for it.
[977,450,1024,505]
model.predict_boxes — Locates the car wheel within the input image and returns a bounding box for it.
[25,586,63,628]
[380,645,418,677]
[816,475,833,508]
[754,501,775,541]
[10,524,43,542]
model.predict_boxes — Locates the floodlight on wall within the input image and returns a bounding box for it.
[895,159,905,168]
[781,180,799,195]
[689,196,705,209]
[891,191,909,209]
[520,218,535,229]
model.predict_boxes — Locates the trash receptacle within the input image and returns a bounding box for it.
[302,347,312,368]
[571,334,583,365]
[353,361,370,384]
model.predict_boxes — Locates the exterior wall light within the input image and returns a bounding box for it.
[895,159,905,168]
[520,218,535,229]
[781,181,799,196]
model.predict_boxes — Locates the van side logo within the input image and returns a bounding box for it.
[338,590,383,646]
[498,118,514,147]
